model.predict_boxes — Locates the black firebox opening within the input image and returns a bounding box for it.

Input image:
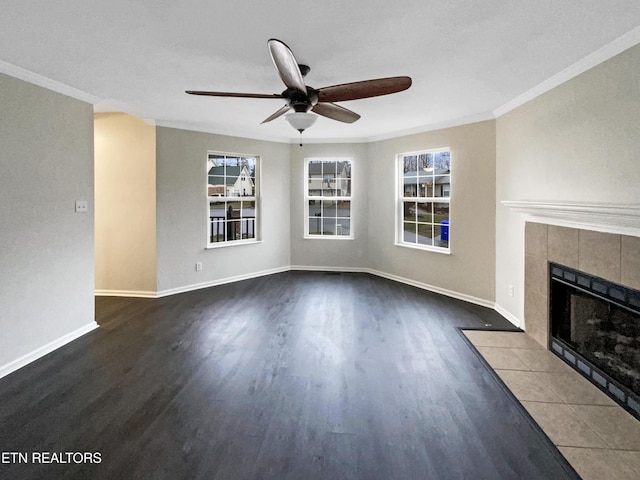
[549,263,640,416]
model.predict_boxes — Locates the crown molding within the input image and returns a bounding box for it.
[364,112,496,143]
[493,26,640,118]
[501,200,640,237]
[0,59,101,105]
[3,26,637,144]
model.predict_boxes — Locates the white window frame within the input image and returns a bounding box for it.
[206,151,261,249]
[395,148,451,254]
[304,158,354,240]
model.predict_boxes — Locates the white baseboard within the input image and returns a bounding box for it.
[0,322,98,380]
[6,267,516,380]
[155,266,291,298]
[291,266,521,327]
[289,265,370,274]
[101,264,498,311]
[95,264,518,328]
[95,289,157,298]
[366,268,495,309]
[493,303,522,328]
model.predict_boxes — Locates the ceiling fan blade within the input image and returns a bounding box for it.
[311,102,360,124]
[317,76,412,103]
[267,39,307,94]
[261,105,291,124]
[186,90,281,99]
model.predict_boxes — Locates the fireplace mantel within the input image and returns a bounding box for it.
[502,200,640,237]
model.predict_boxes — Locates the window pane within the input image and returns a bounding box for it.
[308,199,321,217]
[208,175,225,197]
[417,225,434,246]
[324,161,338,176]
[308,217,321,235]
[335,178,351,196]
[227,220,240,241]
[435,202,450,248]
[416,202,433,223]
[322,218,336,235]
[434,202,449,222]
[417,153,429,171]
[403,155,417,175]
[240,201,256,239]
[434,151,450,171]
[225,157,239,169]
[417,173,432,198]
[210,201,225,217]
[246,157,257,183]
[403,222,417,243]
[322,200,337,218]
[322,175,337,196]
[426,153,435,169]
[335,218,350,236]
[241,218,255,239]
[209,154,224,166]
[434,174,450,198]
[308,161,322,196]
[337,200,350,218]
[403,155,417,198]
[238,158,255,197]
[209,201,225,242]
[403,202,417,222]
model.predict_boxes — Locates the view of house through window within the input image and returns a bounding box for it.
[398,149,450,251]
[207,153,259,245]
[305,159,352,238]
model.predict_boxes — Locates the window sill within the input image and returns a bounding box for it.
[303,235,354,240]
[206,239,262,249]
[395,241,451,255]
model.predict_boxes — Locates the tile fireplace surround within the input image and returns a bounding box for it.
[524,222,640,348]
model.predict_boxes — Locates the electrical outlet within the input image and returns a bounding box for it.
[195,262,203,271]
[75,200,88,213]
[508,285,514,297]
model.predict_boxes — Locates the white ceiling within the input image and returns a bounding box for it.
[1,1,639,143]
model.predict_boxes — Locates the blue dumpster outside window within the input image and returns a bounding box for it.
[440,220,449,241]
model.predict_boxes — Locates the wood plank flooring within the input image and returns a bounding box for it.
[0,272,580,479]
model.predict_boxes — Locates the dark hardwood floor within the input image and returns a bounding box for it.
[0,272,579,479]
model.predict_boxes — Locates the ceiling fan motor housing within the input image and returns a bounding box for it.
[282,87,318,113]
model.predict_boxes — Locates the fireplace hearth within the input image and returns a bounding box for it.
[550,263,640,419]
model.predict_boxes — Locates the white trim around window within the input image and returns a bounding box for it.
[206,151,261,248]
[304,158,353,240]
[395,148,451,254]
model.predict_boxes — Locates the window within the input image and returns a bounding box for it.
[207,153,259,246]
[397,149,450,252]
[305,158,352,238]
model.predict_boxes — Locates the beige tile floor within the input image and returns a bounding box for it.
[463,330,640,480]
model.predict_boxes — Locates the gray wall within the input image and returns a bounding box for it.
[495,44,640,325]
[367,121,497,303]
[155,127,292,294]
[289,142,370,270]
[288,122,497,305]
[0,73,95,371]
[156,124,497,305]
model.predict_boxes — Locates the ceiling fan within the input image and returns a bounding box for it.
[186,39,412,136]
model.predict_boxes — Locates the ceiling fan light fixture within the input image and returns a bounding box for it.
[285,112,317,133]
